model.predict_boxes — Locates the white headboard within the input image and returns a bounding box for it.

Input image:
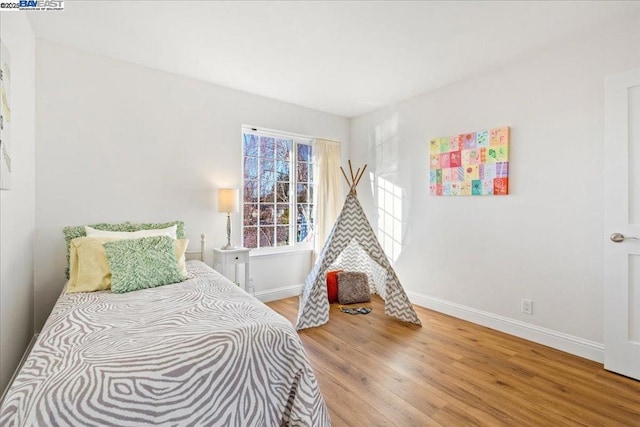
[185,234,206,262]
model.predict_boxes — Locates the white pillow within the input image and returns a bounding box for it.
[84,224,178,239]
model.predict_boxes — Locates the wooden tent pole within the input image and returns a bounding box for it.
[342,161,369,194]
[352,168,362,187]
[354,164,368,187]
[339,167,351,187]
[348,160,356,182]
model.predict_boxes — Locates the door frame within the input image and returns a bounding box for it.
[603,68,640,380]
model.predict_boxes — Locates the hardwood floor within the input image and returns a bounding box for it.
[267,296,640,426]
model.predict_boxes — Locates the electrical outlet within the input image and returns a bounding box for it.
[521,299,533,315]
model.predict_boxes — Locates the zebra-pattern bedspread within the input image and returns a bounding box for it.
[0,261,329,426]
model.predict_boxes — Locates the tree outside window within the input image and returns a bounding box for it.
[242,130,314,249]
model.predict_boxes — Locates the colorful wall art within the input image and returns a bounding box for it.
[429,127,509,196]
[0,40,11,190]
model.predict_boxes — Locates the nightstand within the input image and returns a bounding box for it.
[212,248,251,291]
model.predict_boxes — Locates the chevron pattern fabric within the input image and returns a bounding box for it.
[296,193,421,329]
[1,261,329,426]
[330,240,387,296]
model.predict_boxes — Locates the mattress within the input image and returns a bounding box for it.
[0,261,329,426]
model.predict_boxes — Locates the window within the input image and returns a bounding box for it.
[242,129,314,250]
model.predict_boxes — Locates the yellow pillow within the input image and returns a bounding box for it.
[174,238,189,279]
[67,237,190,293]
[67,237,116,293]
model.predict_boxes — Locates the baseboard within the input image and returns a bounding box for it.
[0,333,39,405]
[406,291,604,363]
[254,284,303,303]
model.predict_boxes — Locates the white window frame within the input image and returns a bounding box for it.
[241,126,315,254]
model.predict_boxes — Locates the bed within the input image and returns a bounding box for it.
[0,260,329,426]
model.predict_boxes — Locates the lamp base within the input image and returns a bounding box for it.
[221,212,234,250]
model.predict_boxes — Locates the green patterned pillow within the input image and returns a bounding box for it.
[103,236,185,294]
[63,221,185,278]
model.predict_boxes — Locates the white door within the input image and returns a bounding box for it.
[604,68,640,380]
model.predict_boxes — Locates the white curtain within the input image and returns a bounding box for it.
[313,139,343,257]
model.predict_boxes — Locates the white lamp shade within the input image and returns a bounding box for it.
[218,188,239,213]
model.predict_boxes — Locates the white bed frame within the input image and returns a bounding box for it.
[185,234,206,262]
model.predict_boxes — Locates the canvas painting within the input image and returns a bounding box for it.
[0,41,11,190]
[429,127,509,196]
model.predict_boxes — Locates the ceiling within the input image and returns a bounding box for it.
[27,1,639,118]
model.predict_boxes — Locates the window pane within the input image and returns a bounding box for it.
[276,226,289,246]
[244,156,259,179]
[244,227,258,249]
[260,158,275,201]
[244,180,258,203]
[297,222,311,243]
[276,204,289,224]
[260,137,275,157]
[276,182,289,202]
[244,204,258,226]
[242,131,314,249]
[297,183,308,203]
[297,204,310,224]
[260,204,274,225]
[260,157,274,174]
[260,179,275,203]
[297,162,308,182]
[243,133,259,157]
[276,160,290,181]
[298,144,310,161]
[297,204,314,243]
[260,226,275,247]
[276,139,291,160]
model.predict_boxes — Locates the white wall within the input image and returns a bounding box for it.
[350,16,640,357]
[251,250,313,298]
[0,12,35,393]
[35,39,350,330]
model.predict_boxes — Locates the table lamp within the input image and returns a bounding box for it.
[218,188,239,250]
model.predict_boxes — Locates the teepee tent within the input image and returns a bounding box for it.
[296,162,421,330]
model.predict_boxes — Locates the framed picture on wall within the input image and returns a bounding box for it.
[1,40,12,191]
[429,127,510,196]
